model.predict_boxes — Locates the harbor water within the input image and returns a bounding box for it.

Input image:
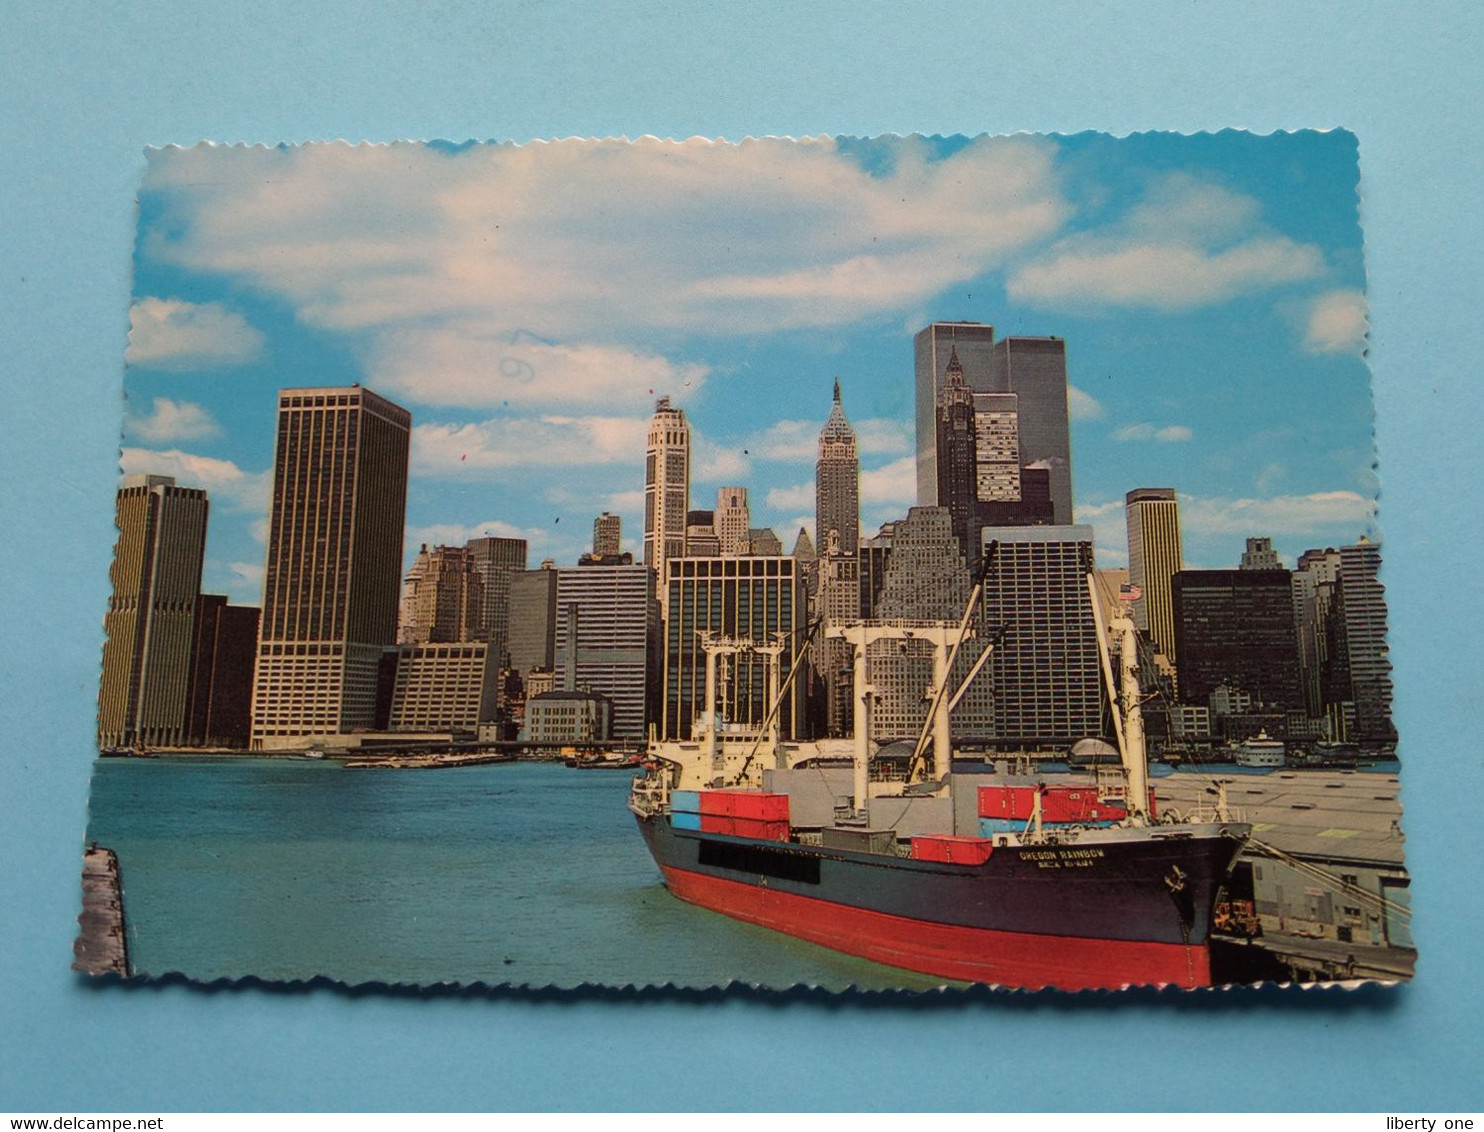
[84,758,959,990]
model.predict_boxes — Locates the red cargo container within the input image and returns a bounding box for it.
[698,789,789,821]
[697,813,790,841]
[977,784,1155,824]
[910,836,995,865]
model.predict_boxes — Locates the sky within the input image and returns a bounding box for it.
[117,132,1377,607]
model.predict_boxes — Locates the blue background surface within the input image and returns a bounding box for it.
[2,1,1480,1112]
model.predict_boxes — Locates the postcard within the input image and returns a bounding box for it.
[77,133,1408,991]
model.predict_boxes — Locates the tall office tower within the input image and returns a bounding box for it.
[1292,548,1341,719]
[815,379,860,555]
[980,525,1103,743]
[98,474,209,749]
[1124,488,1184,660]
[934,346,981,557]
[186,594,259,748]
[1334,540,1394,742]
[868,507,993,741]
[813,529,861,737]
[399,544,484,645]
[466,535,527,665]
[857,521,896,618]
[914,321,996,506]
[592,511,622,558]
[644,396,690,572]
[508,563,559,677]
[972,391,1021,504]
[714,487,750,556]
[684,510,720,557]
[662,556,808,742]
[251,386,411,748]
[1241,537,1281,570]
[991,336,1074,525]
[1171,568,1304,712]
[554,563,657,740]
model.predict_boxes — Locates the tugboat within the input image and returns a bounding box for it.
[629,577,1251,990]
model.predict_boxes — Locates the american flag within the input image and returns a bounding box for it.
[1118,583,1143,602]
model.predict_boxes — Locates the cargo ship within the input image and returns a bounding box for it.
[629,576,1250,990]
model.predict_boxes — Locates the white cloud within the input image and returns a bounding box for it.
[859,456,917,508]
[125,297,264,370]
[1075,499,1127,563]
[693,435,751,484]
[1066,385,1103,422]
[764,481,814,511]
[405,518,549,550]
[1179,490,1376,536]
[1304,288,1368,355]
[604,489,644,512]
[1112,422,1193,443]
[119,447,270,511]
[144,137,1067,407]
[410,414,648,474]
[122,397,221,443]
[1007,172,1324,311]
[738,416,911,464]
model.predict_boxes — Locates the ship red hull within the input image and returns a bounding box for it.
[661,864,1210,991]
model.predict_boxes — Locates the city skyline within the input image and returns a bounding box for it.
[119,134,1376,608]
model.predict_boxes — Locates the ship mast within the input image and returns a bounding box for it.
[1088,575,1150,825]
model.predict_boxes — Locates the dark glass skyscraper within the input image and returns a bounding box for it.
[1172,568,1304,712]
[251,385,411,747]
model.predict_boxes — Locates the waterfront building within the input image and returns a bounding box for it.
[915,321,996,507]
[251,385,411,748]
[980,524,1102,743]
[815,379,860,555]
[554,563,656,740]
[1172,568,1304,714]
[186,594,259,748]
[592,511,622,558]
[714,487,750,556]
[684,510,720,557]
[98,474,209,749]
[1241,536,1281,570]
[662,556,808,742]
[466,535,527,664]
[1334,540,1394,742]
[1124,488,1184,662]
[521,690,613,744]
[868,507,993,742]
[644,396,690,572]
[398,544,484,645]
[387,642,498,734]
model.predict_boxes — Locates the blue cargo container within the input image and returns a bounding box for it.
[671,810,702,830]
[671,790,701,814]
[978,817,1023,836]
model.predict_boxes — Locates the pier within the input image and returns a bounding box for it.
[73,844,129,977]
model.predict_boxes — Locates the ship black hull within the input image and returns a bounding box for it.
[637,813,1247,989]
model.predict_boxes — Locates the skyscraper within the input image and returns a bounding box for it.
[98,474,209,749]
[466,535,527,663]
[684,510,720,557]
[1124,488,1184,661]
[1172,568,1304,713]
[813,528,860,736]
[508,563,559,677]
[663,556,807,742]
[991,336,1074,525]
[934,346,980,558]
[915,321,996,506]
[251,386,410,748]
[1335,540,1394,742]
[644,396,690,573]
[980,525,1103,743]
[399,544,484,645]
[592,512,622,558]
[554,562,657,740]
[1292,547,1341,720]
[186,594,259,748]
[714,487,750,556]
[815,379,860,555]
[868,507,993,742]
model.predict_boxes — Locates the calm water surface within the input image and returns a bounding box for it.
[86,758,956,990]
